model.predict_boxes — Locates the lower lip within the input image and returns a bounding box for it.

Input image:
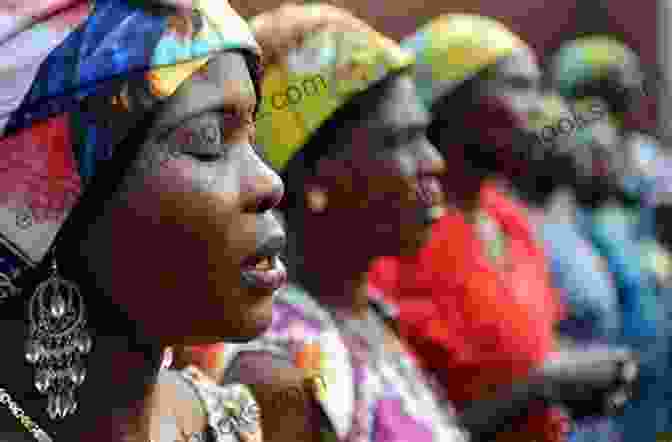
[241,257,288,292]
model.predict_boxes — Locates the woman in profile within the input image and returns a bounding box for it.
[0,0,285,440]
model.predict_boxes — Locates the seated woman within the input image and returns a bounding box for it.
[519,93,629,442]
[0,0,285,440]
[368,15,637,442]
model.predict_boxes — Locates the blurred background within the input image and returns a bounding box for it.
[232,0,665,141]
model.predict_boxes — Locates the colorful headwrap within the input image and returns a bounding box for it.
[0,0,259,293]
[249,3,414,172]
[401,14,530,112]
[550,36,641,99]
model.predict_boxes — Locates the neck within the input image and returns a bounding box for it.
[287,221,372,319]
[0,316,163,442]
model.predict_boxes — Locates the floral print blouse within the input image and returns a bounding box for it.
[175,366,263,442]
[218,284,468,442]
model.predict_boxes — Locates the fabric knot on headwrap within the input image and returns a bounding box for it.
[0,0,259,279]
[249,3,414,172]
[401,14,529,112]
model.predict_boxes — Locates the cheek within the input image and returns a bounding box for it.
[101,160,248,317]
[363,161,417,213]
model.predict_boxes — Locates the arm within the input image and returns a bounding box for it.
[458,345,637,441]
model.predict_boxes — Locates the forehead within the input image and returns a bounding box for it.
[151,51,257,131]
[365,74,429,130]
[491,49,540,79]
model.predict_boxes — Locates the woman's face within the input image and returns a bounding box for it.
[315,74,445,257]
[460,48,545,178]
[79,52,287,345]
[570,117,624,206]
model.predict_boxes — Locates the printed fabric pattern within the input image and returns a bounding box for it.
[400,14,529,111]
[550,36,639,99]
[178,366,263,442]
[249,3,414,172]
[220,284,467,442]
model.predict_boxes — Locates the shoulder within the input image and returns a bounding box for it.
[219,286,356,440]
[175,366,263,442]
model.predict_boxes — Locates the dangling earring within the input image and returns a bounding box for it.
[24,250,92,421]
[306,188,328,213]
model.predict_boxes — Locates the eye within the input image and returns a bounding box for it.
[188,152,222,162]
[178,118,224,161]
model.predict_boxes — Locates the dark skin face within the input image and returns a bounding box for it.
[305,74,445,259]
[510,95,608,206]
[78,52,286,346]
[574,117,627,207]
[432,48,544,207]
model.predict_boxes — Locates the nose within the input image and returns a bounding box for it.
[242,147,285,213]
[416,136,446,177]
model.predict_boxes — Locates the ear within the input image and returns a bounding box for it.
[304,184,328,213]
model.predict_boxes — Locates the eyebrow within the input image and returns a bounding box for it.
[151,89,257,141]
[368,123,429,141]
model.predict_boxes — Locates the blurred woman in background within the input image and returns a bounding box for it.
[519,93,629,442]
[369,15,636,442]
[210,4,469,442]
[550,36,672,439]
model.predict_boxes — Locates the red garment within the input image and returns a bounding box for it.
[369,184,567,442]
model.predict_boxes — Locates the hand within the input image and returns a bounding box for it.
[534,346,638,419]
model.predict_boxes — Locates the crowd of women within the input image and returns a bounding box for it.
[0,0,669,441]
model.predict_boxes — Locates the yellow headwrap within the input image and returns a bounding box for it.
[401,14,530,111]
[250,3,414,172]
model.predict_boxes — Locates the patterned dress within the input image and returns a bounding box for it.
[218,285,468,442]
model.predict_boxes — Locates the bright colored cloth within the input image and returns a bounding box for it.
[219,284,467,442]
[549,36,640,99]
[532,215,622,442]
[369,184,566,442]
[401,14,530,111]
[539,220,621,342]
[249,3,414,172]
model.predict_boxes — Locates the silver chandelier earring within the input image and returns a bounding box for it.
[24,252,92,420]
